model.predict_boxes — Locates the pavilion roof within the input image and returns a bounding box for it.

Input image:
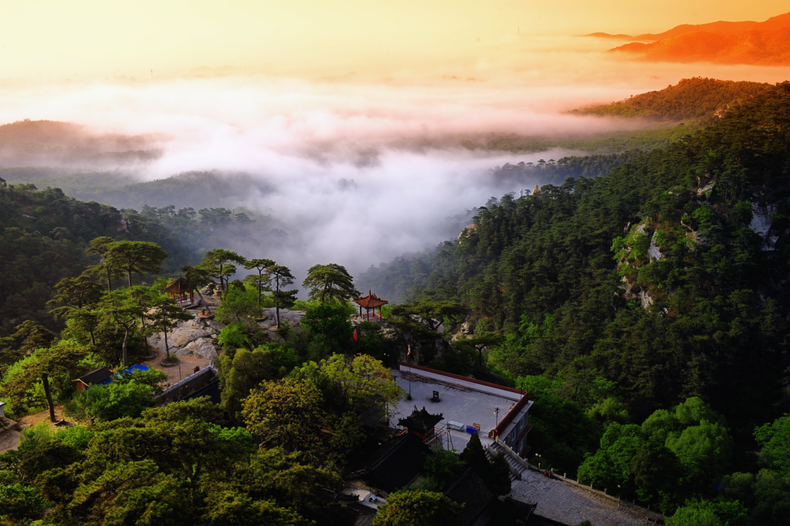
[398,406,443,434]
[354,290,388,309]
[164,275,194,294]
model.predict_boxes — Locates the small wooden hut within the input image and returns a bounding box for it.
[353,290,388,321]
[73,367,113,393]
[164,274,195,306]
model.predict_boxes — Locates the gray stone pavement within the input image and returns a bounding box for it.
[511,468,660,526]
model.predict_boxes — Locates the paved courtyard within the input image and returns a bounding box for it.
[512,469,661,526]
[390,369,519,452]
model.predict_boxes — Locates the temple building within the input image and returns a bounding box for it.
[398,406,444,442]
[353,290,388,321]
[164,275,195,306]
[394,363,533,456]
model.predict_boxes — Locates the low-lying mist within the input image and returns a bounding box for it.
[2,37,787,289]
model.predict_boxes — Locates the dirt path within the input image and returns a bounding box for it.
[0,426,21,454]
[141,348,212,387]
[0,404,81,454]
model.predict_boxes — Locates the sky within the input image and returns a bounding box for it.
[0,1,788,79]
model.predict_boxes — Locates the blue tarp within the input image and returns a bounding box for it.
[87,365,150,389]
[115,364,150,379]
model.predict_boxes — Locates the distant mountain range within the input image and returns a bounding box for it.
[0,119,163,166]
[587,11,790,65]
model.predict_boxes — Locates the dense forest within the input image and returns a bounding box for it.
[359,82,790,519]
[462,124,692,155]
[3,80,790,524]
[0,181,194,336]
[0,179,278,337]
[572,77,774,121]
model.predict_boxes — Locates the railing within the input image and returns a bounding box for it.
[425,429,445,450]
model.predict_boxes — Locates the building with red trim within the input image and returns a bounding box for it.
[395,362,533,457]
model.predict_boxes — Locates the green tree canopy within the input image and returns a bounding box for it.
[302,263,359,304]
[754,414,790,477]
[371,489,463,526]
[86,236,124,292]
[66,379,160,422]
[302,303,354,359]
[1,340,87,422]
[202,248,246,297]
[666,498,749,526]
[267,264,297,327]
[93,288,146,366]
[104,240,168,290]
[243,378,328,462]
[243,258,274,310]
[217,343,296,421]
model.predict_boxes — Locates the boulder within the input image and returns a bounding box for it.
[259,308,306,334]
[172,329,211,348]
[184,338,219,360]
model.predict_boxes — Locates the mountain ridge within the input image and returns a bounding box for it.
[591,11,790,65]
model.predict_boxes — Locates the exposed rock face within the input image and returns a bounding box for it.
[458,223,476,244]
[749,202,780,251]
[148,312,222,361]
[640,289,654,309]
[697,181,715,195]
[258,308,307,343]
[648,232,663,261]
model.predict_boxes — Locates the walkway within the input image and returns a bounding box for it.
[511,470,656,526]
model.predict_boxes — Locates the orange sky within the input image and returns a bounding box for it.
[0,1,788,79]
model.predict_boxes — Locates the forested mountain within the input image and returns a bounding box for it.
[0,169,277,212]
[360,151,646,302]
[462,124,691,154]
[572,77,773,121]
[363,82,790,436]
[0,181,194,335]
[0,119,162,166]
[0,178,287,337]
[3,81,790,524]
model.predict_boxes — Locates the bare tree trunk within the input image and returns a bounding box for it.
[42,373,56,422]
[257,271,263,311]
[164,329,170,359]
[195,290,212,314]
[122,327,130,366]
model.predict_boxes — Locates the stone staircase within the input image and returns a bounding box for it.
[487,441,526,481]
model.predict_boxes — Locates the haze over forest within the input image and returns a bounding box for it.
[3,4,790,524]
[2,8,790,282]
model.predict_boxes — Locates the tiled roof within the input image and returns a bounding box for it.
[164,276,194,293]
[353,291,388,309]
[445,468,496,526]
[398,406,443,434]
[347,431,430,493]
